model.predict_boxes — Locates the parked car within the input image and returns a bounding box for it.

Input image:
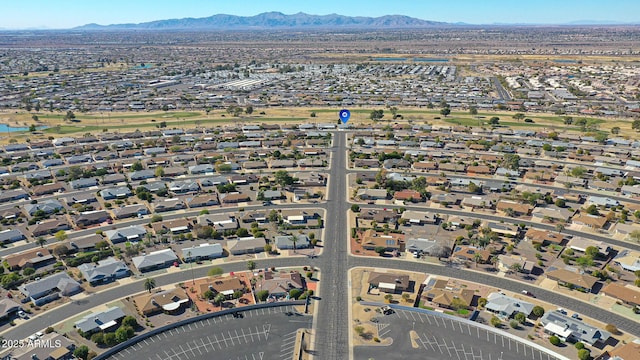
[17,310,27,319]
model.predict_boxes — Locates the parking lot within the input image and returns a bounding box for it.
[106,305,311,360]
[354,308,565,360]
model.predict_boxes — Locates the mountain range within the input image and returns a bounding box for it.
[75,12,446,30]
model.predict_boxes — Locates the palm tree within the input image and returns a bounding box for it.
[473,252,482,267]
[490,255,499,269]
[143,278,156,293]
[34,236,47,248]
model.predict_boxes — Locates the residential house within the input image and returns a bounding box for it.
[19,272,82,305]
[367,271,410,294]
[74,210,111,227]
[24,199,64,216]
[601,283,640,308]
[360,229,405,252]
[132,249,179,272]
[186,194,219,208]
[485,292,534,319]
[568,237,611,255]
[222,193,251,204]
[9,332,75,360]
[531,207,575,223]
[356,188,387,200]
[181,243,224,262]
[524,228,565,246]
[151,218,193,235]
[133,287,190,316]
[451,245,491,264]
[275,234,310,250]
[394,189,423,202]
[5,248,55,271]
[0,228,26,244]
[0,298,21,321]
[496,200,532,216]
[422,279,475,310]
[153,198,185,212]
[255,271,305,298]
[100,187,132,200]
[200,276,245,300]
[612,250,640,272]
[112,204,149,219]
[546,269,599,293]
[487,222,519,237]
[405,238,446,257]
[74,306,126,334]
[400,210,438,225]
[168,180,200,194]
[32,182,66,196]
[65,192,98,206]
[540,310,610,346]
[228,237,266,255]
[30,218,71,237]
[497,255,535,274]
[104,225,148,244]
[197,213,238,231]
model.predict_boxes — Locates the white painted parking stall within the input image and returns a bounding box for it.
[103,305,310,360]
[360,308,565,360]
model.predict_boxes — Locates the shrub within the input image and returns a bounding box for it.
[509,320,519,329]
[549,335,561,346]
[577,349,591,360]
[490,316,501,327]
[575,342,585,350]
[256,290,269,302]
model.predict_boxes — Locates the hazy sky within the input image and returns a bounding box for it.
[2,0,639,29]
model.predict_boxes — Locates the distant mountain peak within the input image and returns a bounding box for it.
[74,12,446,30]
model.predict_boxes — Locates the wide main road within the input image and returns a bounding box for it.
[314,131,350,359]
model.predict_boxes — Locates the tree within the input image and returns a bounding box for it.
[577,349,591,360]
[74,345,90,360]
[154,166,165,178]
[605,324,619,334]
[115,325,134,343]
[509,320,520,329]
[369,109,384,121]
[549,335,561,346]
[374,246,386,256]
[469,106,478,116]
[274,170,295,187]
[36,237,47,248]
[611,126,620,134]
[532,307,545,318]
[476,297,487,308]
[585,204,599,216]
[264,244,272,253]
[53,244,69,257]
[585,246,599,259]
[289,288,303,299]
[512,113,525,122]
[54,230,67,242]
[245,105,253,115]
[555,199,566,208]
[130,160,143,172]
[247,260,256,271]
[490,316,501,327]
[29,124,37,132]
[439,107,451,117]
[489,117,500,125]
[256,290,270,302]
[104,332,117,346]
[143,278,156,293]
[208,267,223,276]
[213,293,226,306]
[628,230,640,243]
[310,112,316,118]
[350,204,360,212]
[502,153,520,171]
[23,267,35,276]
[121,315,138,328]
[514,312,527,324]
[633,119,640,131]
[384,294,393,303]
[402,293,411,303]
[90,332,105,345]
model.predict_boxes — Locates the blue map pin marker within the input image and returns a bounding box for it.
[339,109,351,124]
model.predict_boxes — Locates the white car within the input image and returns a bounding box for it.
[17,310,27,319]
